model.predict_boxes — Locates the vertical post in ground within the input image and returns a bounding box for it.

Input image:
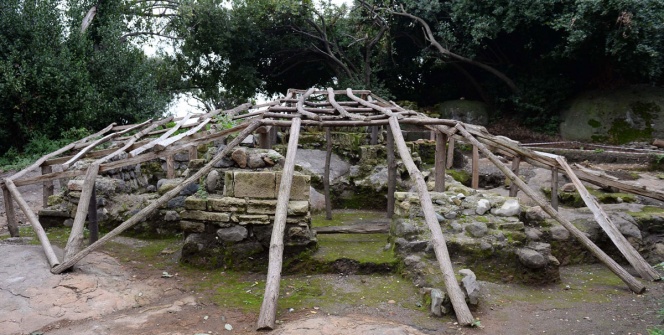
[551,167,559,210]
[509,156,521,197]
[386,127,396,219]
[471,145,479,189]
[434,131,448,192]
[88,183,98,243]
[2,186,19,237]
[42,165,54,208]
[324,128,333,220]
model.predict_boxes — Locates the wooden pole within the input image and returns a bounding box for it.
[63,163,100,262]
[435,131,448,192]
[554,156,660,281]
[509,155,521,197]
[42,165,54,207]
[4,180,60,267]
[50,121,262,274]
[324,127,333,220]
[471,145,479,189]
[257,118,302,330]
[446,137,455,169]
[386,127,396,219]
[2,186,20,237]
[370,126,379,145]
[452,124,647,293]
[258,127,272,149]
[551,167,559,210]
[389,117,475,325]
[166,155,175,178]
[88,182,98,244]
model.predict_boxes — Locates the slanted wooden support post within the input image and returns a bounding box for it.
[64,163,100,262]
[386,127,396,218]
[51,121,262,274]
[471,145,479,189]
[389,117,475,325]
[42,165,54,207]
[166,155,175,178]
[554,156,660,281]
[4,179,60,267]
[88,183,98,243]
[551,167,559,210]
[446,137,455,169]
[453,124,647,293]
[509,155,521,197]
[2,186,19,237]
[257,118,302,330]
[434,131,448,192]
[188,146,198,160]
[324,127,333,220]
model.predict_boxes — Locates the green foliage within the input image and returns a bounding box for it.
[0,0,175,156]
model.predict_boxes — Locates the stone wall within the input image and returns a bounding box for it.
[179,170,316,269]
[391,178,561,289]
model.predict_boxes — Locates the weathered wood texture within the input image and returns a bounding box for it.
[453,124,646,293]
[324,127,333,220]
[471,145,479,189]
[556,156,660,281]
[50,121,262,274]
[390,117,474,325]
[509,156,521,197]
[63,163,100,262]
[435,131,447,192]
[257,118,302,330]
[386,127,396,218]
[41,165,54,207]
[551,167,559,210]
[2,186,19,237]
[5,179,60,267]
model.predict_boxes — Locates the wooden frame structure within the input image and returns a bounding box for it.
[2,88,661,330]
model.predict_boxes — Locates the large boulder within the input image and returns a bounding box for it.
[434,100,490,126]
[560,86,664,143]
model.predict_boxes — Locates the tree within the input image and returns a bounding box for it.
[0,0,176,155]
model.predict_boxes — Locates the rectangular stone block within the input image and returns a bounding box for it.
[180,220,206,233]
[287,200,309,215]
[208,196,246,212]
[180,210,230,223]
[184,196,207,210]
[234,171,276,199]
[275,173,310,200]
[238,214,270,225]
[497,221,525,231]
[247,199,278,214]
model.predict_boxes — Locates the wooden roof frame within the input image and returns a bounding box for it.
[1,87,660,330]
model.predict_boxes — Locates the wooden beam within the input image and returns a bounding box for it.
[2,186,19,237]
[188,146,198,160]
[471,145,479,189]
[63,163,100,262]
[50,121,262,274]
[551,167,559,210]
[447,137,455,169]
[257,118,302,330]
[129,114,192,157]
[5,123,115,182]
[5,180,60,267]
[386,127,396,219]
[88,182,98,243]
[435,131,448,192]
[41,165,54,209]
[453,123,647,293]
[555,156,660,281]
[389,117,475,325]
[509,155,521,197]
[324,127,333,220]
